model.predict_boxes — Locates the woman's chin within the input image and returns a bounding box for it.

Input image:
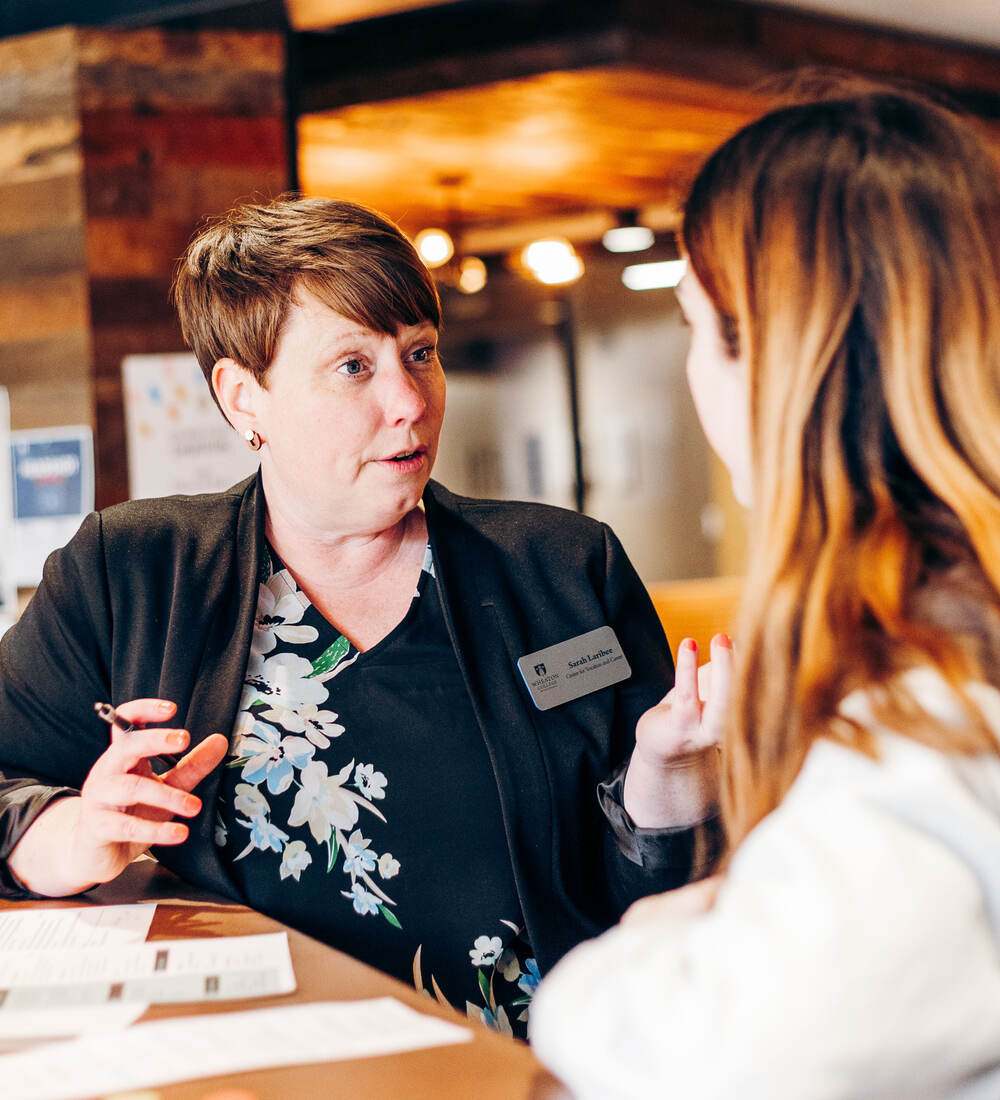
[377,480,431,525]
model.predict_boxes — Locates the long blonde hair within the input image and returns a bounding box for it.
[682,90,1000,846]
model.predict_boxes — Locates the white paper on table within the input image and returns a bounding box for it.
[0,997,473,1100]
[0,904,155,951]
[0,1003,147,1051]
[0,931,295,1010]
[0,905,155,1046]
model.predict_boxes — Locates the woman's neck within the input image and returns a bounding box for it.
[263,506,429,650]
[266,506,422,583]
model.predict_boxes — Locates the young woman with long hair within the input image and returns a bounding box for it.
[531,87,1000,1098]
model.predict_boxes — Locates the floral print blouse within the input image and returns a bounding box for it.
[214,544,539,1037]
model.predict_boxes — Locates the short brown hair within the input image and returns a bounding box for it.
[171,196,441,399]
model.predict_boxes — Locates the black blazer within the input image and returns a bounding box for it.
[0,475,684,971]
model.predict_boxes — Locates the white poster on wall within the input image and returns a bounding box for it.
[0,388,16,632]
[122,353,259,500]
[10,425,95,588]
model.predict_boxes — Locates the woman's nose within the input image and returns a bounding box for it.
[381,361,427,424]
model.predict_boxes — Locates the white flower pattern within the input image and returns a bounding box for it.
[280,840,312,881]
[245,652,329,709]
[378,853,400,879]
[217,546,534,1034]
[288,759,360,843]
[414,921,538,1039]
[217,556,403,930]
[252,571,318,654]
[470,935,504,968]
[354,762,387,800]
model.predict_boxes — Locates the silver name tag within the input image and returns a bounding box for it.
[517,626,631,711]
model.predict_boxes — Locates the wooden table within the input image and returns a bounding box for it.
[0,860,570,1100]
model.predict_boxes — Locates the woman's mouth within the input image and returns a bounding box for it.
[377,447,427,473]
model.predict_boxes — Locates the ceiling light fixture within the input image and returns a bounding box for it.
[520,237,584,286]
[457,255,488,294]
[413,174,487,293]
[622,259,686,291]
[602,208,654,254]
[414,227,455,269]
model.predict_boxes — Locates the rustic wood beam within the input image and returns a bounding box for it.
[298,0,1000,116]
[298,0,626,111]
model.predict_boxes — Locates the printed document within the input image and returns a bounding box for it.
[0,930,296,1009]
[1,997,473,1100]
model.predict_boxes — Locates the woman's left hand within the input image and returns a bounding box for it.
[622,634,732,828]
[637,633,732,760]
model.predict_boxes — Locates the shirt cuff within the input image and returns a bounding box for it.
[597,761,724,877]
[0,781,78,897]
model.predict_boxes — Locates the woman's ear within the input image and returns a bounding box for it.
[212,358,260,435]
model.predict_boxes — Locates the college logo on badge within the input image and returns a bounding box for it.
[517,626,631,711]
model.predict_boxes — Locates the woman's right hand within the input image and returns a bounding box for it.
[8,698,229,897]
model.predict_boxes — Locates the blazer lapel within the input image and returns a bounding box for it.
[156,474,265,898]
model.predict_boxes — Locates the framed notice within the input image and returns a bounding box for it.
[10,425,94,587]
[122,353,259,500]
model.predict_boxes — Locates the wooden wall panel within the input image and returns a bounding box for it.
[0,273,90,346]
[0,26,78,124]
[0,174,84,236]
[75,28,288,508]
[0,27,91,433]
[13,379,94,431]
[0,26,288,505]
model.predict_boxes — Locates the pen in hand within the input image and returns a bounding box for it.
[93,700,140,733]
[93,700,180,767]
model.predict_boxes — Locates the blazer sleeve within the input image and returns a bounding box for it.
[0,512,114,891]
[598,523,723,909]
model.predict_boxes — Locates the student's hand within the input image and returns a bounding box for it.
[8,698,229,897]
[622,635,733,828]
[622,875,724,927]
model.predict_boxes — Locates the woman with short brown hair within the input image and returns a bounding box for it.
[0,197,721,1037]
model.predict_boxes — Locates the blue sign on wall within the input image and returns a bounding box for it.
[12,437,86,521]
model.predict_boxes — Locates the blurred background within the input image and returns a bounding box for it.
[0,0,997,611]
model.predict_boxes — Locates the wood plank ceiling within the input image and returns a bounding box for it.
[299,69,769,245]
[291,0,1000,250]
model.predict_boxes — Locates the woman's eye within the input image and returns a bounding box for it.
[410,345,436,363]
[337,359,365,376]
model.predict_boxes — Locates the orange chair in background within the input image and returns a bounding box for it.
[646,575,743,659]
